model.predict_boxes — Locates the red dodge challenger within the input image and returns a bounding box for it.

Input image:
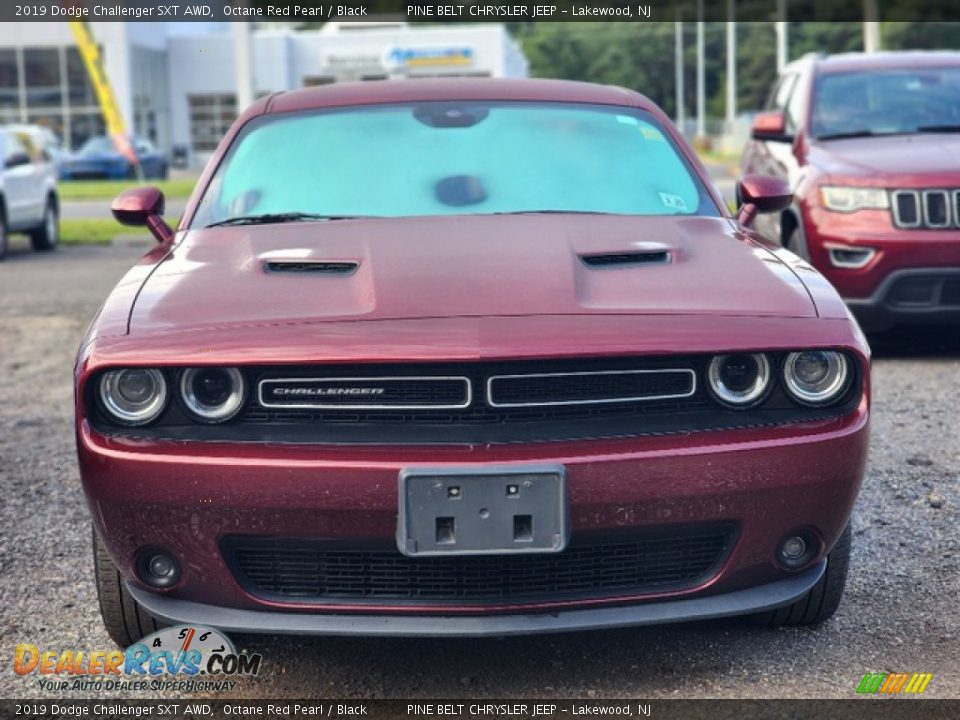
[75,79,870,645]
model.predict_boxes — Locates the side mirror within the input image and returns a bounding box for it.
[736,174,793,227]
[111,187,174,244]
[5,152,31,169]
[750,111,792,143]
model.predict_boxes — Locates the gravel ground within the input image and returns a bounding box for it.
[0,239,957,700]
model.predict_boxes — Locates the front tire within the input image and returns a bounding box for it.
[93,526,161,646]
[29,196,58,252]
[752,523,851,627]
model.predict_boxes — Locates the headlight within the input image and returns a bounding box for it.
[820,186,889,212]
[99,369,168,426]
[783,351,851,406]
[179,367,246,423]
[706,353,772,407]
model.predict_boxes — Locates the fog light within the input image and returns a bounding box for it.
[827,245,875,269]
[777,531,817,570]
[136,549,181,588]
[782,536,807,559]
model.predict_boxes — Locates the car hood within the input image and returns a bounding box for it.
[128,215,816,335]
[811,133,960,180]
[68,152,125,163]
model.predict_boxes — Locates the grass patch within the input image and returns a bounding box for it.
[695,148,742,166]
[60,218,135,245]
[59,178,196,201]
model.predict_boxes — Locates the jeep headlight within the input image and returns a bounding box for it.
[820,186,889,212]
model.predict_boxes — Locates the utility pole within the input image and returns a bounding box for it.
[863,0,881,52]
[726,0,736,129]
[696,1,705,140]
[233,21,255,112]
[675,18,685,133]
[775,0,788,71]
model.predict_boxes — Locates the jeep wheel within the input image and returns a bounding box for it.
[753,522,851,627]
[93,526,161,646]
[29,197,59,252]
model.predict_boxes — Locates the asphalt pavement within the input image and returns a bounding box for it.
[0,205,957,701]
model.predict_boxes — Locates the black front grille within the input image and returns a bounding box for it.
[488,369,694,407]
[943,279,960,306]
[224,525,736,605]
[891,189,960,229]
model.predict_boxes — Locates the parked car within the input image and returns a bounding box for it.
[0,126,60,260]
[742,51,960,333]
[61,135,168,181]
[77,79,869,645]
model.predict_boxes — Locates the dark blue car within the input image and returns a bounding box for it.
[61,136,168,180]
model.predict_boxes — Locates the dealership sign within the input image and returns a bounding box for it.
[383,46,475,70]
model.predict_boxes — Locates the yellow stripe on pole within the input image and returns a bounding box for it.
[67,20,137,166]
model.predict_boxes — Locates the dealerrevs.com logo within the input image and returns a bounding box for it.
[14,625,261,693]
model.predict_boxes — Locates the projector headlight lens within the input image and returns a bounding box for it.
[707,353,772,407]
[783,351,850,406]
[99,369,168,426]
[180,367,246,423]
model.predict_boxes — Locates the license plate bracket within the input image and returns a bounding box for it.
[397,465,568,557]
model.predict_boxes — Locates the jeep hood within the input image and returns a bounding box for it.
[811,133,960,180]
[128,215,816,334]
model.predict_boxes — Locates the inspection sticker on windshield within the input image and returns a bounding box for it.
[659,192,689,212]
[616,114,639,125]
[641,126,665,141]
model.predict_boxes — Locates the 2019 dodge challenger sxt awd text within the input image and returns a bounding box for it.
[75,80,870,645]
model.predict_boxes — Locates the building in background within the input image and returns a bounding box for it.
[0,22,528,166]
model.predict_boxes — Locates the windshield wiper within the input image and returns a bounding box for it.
[488,210,617,216]
[205,212,369,228]
[817,129,882,141]
[915,124,960,134]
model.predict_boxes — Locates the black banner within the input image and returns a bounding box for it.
[7,0,960,23]
[2,700,960,720]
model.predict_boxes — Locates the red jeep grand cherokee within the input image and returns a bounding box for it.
[76,80,869,645]
[743,52,960,332]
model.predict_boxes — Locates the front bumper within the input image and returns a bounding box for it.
[80,393,868,629]
[129,560,825,636]
[803,208,960,318]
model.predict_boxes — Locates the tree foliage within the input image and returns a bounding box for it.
[513,21,960,119]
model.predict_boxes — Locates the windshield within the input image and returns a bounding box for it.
[812,66,960,138]
[80,137,116,154]
[191,101,716,227]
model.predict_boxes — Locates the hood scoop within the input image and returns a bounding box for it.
[580,250,671,268]
[265,260,359,275]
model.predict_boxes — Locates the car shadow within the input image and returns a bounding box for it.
[867,326,960,359]
[225,614,839,697]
